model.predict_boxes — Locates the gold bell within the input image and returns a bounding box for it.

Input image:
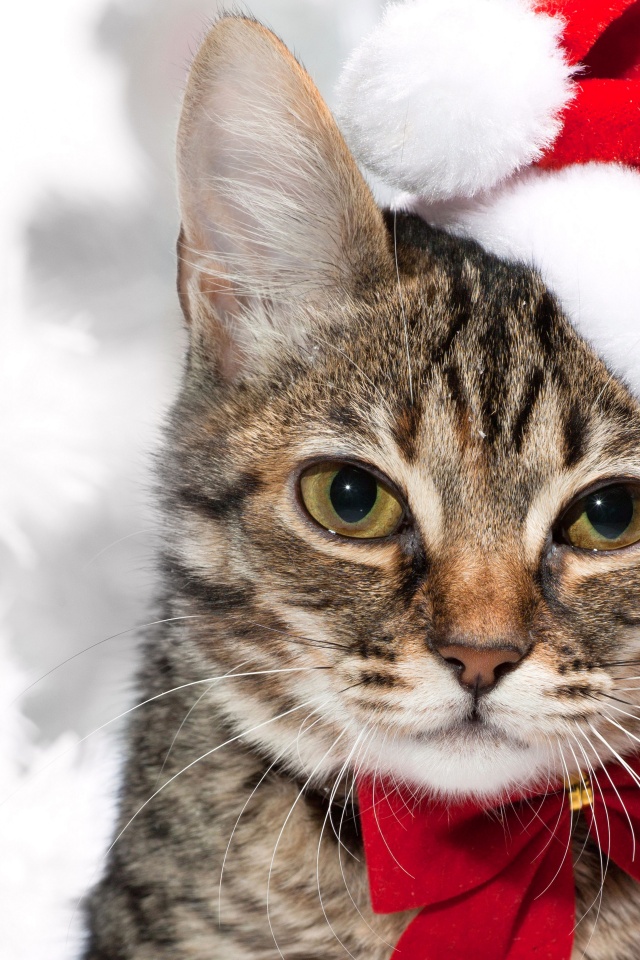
[565,773,593,812]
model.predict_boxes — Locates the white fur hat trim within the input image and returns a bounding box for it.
[336,0,575,201]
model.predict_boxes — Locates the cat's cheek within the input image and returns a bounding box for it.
[550,542,640,585]
[168,512,244,580]
[338,647,472,737]
[487,657,600,727]
[271,491,402,569]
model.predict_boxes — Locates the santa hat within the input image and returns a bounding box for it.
[336,0,640,392]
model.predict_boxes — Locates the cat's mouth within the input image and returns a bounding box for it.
[368,715,548,798]
[409,717,529,751]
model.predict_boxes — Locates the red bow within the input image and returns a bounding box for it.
[358,756,640,960]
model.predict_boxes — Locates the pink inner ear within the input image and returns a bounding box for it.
[582,0,640,79]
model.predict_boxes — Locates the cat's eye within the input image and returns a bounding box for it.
[557,483,640,551]
[299,462,404,539]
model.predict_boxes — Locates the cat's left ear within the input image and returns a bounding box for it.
[176,16,392,377]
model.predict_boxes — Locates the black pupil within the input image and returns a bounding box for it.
[586,486,634,540]
[329,466,378,524]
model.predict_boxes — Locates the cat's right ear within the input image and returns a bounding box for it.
[176,16,392,378]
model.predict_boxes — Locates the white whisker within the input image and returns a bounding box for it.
[0,665,329,809]
[588,722,640,793]
[153,659,253,790]
[109,695,330,860]
[369,730,414,880]
[565,731,608,946]
[600,714,640,753]
[522,748,571,890]
[217,706,327,925]
[334,729,396,950]
[577,726,636,863]
[314,729,368,959]
[266,726,349,960]
[11,615,204,704]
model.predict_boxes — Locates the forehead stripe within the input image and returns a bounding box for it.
[512,367,545,454]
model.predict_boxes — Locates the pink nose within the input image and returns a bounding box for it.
[438,645,524,691]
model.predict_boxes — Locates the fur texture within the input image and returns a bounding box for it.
[85,16,640,959]
[335,0,574,200]
[409,162,640,394]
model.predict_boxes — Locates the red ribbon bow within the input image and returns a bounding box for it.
[358,756,640,960]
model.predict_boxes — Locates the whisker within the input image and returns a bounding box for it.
[217,707,326,925]
[154,683,217,791]
[588,723,640,792]
[339,730,370,863]
[11,615,204,704]
[368,731,415,880]
[598,661,640,669]
[601,713,640,750]
[554,736,595,916]
[556,738,577,847]
[295,703,327,769]
[556,734,590,869]
[153,659,254,790]
[577,726,636,863]
[590,699,640,725]
[599,692,640,708]
[22,603,349,712]
[518,766,569,876]
[335,730,396,951]
[266,726,349,960]
[66,685,335,943]
[240,617,350,652]
[514,743,557,844]
[503,734,560,855]
[565,732,608,942]
[109,695,332,865]
[83,528,154,567]
[1,665,330,809]
[314,730,368,960]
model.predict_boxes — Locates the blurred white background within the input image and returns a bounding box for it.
[0,1,385,956]
[1,0,386,741]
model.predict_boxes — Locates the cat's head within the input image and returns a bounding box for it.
[167,15,640,799]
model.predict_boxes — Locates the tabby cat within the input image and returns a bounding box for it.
[84,15,640,959]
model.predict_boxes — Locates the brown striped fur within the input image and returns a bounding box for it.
[84,16,640,959]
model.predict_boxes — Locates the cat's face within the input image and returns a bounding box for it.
[168,17,640,800]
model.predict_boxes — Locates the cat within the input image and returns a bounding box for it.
[84,14,640,959]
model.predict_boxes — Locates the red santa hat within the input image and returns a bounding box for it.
[336,0,640,391]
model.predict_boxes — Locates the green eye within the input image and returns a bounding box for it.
[299,462,404,539]
[558,483,640,551]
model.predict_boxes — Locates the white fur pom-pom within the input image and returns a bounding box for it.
[336,0,575,201]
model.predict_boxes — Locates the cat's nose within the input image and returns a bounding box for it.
[437,644,524,691]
